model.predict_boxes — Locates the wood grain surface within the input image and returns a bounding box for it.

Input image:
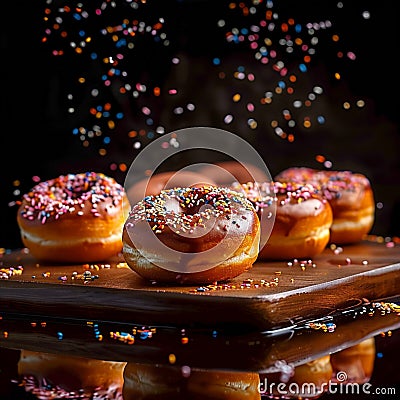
[1,240,400,331]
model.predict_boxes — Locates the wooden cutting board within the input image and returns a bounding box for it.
[1,239,400,331]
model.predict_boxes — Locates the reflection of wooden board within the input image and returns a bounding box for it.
[1,240,400,331]
[1,302,399,372]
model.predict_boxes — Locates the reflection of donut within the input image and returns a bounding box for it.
[234,181,333,260]
[199,161,269,185]
[259,355,332,399]
[275,168,375,244]
[17,172,130,263]
[330,337,376,383]
[123,363,261,399]
[289,355,333,395]
[122,186,260,284]
[18,350,126,399]
[127,170,216,205]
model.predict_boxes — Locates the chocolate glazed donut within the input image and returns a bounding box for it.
[233,181,333,260]
[122,186,260,285]
[275,168,375,244]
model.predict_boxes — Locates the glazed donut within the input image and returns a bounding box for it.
[330,337,376,383]
[18,350,126,399]
[234,181,333,260]
[126,170,216,206]
[275,167,375,244]
[198,161,269,185]
[122,185,260,284]
[259,355,332,399]
[17,171,131,264]
[123,362,261,400]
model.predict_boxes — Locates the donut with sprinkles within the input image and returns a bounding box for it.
[233,181,333,260]
[122,185,260,284]
[275,168,375,244]
[17,172,131,263]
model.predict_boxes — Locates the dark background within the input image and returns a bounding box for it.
[1,0,399,250]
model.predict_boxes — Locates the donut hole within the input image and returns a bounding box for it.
[51,173,107,201]
[161,190,236,240]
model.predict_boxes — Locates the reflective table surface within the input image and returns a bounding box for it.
[1,239,400,398]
